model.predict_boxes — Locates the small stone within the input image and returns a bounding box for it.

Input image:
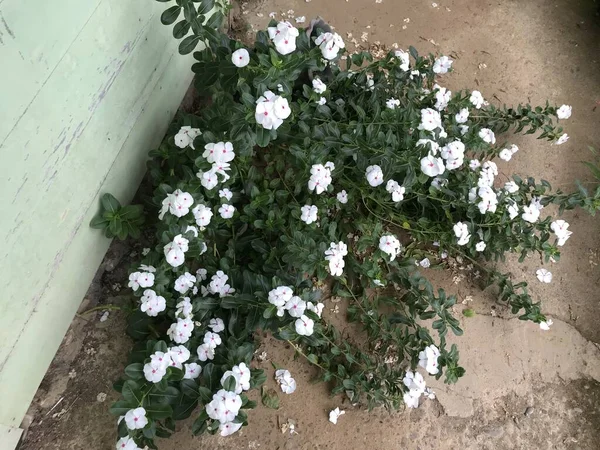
[99,311,110,322]
[97,393,107,403]
[524,406,534,417]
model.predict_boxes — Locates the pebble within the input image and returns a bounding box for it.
[524,406,534,417]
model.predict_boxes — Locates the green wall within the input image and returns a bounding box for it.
[0,0,195,442]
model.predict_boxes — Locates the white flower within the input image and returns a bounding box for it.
[124,407,148,430]
[312,78,327,94]
[203,141,235,164]
[268,286,294,307]
[308,163,333,194]
[386,180,406,202]
[373,279,385,287]
[433,56,453,74]
[295,314,314,336]
[459,124,469,135]
[231,48,250,67]
[507,201,519,220]
[204,331,222,349]
[255,91,290,130]
[499,148,513,161]
[174,126,201,149]
[144,362,167,383]
[315,31,345,60]
[325,241,348,277]
[275,369,297,394]
[273,96,292,119]
[455,108,469,123]
[419,258,431,268]
[197,170,219,190]
[404,392,420,408]
[158,189,194,220]
[285,296,307,318]
[539,319,554,331]
[478,128,496,144]
[150,351,172,370]
[164,235,189,268]
[174,272,196,294]
[232,363,251,390]
[522,204,541,223]
[434,85,451,111]
[184,363,202,379]
[307,301,325,317]
[420,154,445,177]
[197,343,215,361]
[365,165,384,186]
[169,345,191,365]
[509,144,519,155]
[300,205,318,224]
[418,344,441,375]
[476,241,486,252]
[329,407,345,424]
[453,222,471,246]
[314,96,326,106]
[206,389,242,423]
[550,220,572,246]
[196,268,208,281]
[211,161,232,182]
[116,436,141,450]
[219,421,243,437]
[555,133,569,145]
[218,204,236,219]
[469,90,486,109]
[219,188,233,201]
[191,204,213,228]
[403,370,426,397]
[416,139,439,156]
[209,318,225,333]
[441,140,465,162]
[419,108,442,131]
[268,21,299,55]
[556,104,572,120]
[167,318,194,344]
[504,181,519,193]
[469,159,481,170]
[536,268,552,283]
[394,49,410,71]
[379,235,402,261]
[208,271,234,297]
[140,289,166,317]
[337,190,348,204]
[386,98,401,110]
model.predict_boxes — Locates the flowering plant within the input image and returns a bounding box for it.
[103,2,590,448]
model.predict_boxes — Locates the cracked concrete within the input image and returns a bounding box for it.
[20,0,600,449]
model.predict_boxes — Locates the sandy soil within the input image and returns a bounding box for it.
[20,1,600,449]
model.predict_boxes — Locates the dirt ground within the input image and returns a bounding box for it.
[20,1,600,449]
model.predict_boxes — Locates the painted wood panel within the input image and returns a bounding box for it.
[0,0,197,437]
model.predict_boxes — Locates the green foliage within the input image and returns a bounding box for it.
[90,193,144,240]
[105,2,593,448]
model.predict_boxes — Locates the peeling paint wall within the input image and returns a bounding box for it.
[0,0,195,437]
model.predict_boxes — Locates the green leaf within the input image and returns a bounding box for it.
[109,400,136,416]
[145,403,173,420]
[255,126,271,148]
[205,11,223,29]
[196,0,215,15]
[122,380,142,404]
[124,363,144,381]
[261,386,280,409]
[161,5,182,25]
[89,214,109,229]
[173,20,191,39]
[101,193,121,214]
[179,35,201,55]
[223,375,237,392]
